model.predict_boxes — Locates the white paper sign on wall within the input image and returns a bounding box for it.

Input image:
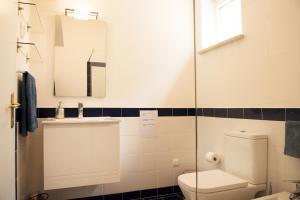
[139,110,158,138]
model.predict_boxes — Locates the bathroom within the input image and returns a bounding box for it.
[0,0,300,199]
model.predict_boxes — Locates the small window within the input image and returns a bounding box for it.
[200,0,242,50]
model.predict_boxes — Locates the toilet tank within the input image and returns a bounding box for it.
[224,131,268,185]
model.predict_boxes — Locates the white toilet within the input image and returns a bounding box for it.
[178,131,268,200]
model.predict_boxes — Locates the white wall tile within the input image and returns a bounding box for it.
[157,152,173,170]
[157,170,173,188]
[137,154,157,172]
[22,117,195,199]
[120,135,139,155]
[135,171,157,190]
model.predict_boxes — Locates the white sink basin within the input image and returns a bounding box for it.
[254,192,291,200]
[42,117,120,124]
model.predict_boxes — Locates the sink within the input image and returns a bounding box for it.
[254,192,291,200]
[42,117,120,124]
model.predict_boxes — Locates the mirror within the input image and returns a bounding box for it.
[54,15,106,97]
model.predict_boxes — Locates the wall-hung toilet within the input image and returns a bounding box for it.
[178,131,268,200]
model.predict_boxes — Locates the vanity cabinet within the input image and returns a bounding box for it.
[42,118,120,190]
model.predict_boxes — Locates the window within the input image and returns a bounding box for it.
[200,0,243,50]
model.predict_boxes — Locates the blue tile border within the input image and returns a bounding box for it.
[262,108,285,121]
[187,108,196,116]
[214,108,228,118]
[286,109,300,121]
[173,108,188,116]
[228,108,243,119]
[122,108,140,117]
[203,108,214,117]
[244,108,262,120]
[36,107,300,122]
[84,108,103,117]
[64,108,79,118]
[103,108,122,117]
[71,186,183,200]
[158,108,172,116]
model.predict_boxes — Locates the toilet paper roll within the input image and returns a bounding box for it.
[205,152,221,164]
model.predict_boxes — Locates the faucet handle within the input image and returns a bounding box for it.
[58,101,63,108]
[78,102,83,118]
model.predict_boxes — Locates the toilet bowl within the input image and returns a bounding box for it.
[178,131,268,200]
[178,170,266,200]
[254,192,291,200]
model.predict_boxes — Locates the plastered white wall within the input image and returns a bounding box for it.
[31,0,195,108]
[195,0,300,108]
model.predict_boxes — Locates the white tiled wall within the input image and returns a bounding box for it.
[19,117,195,200]
[197,117,300,194]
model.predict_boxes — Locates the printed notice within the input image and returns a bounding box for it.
[139,110,158,138]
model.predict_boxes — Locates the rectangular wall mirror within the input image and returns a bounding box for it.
[54,15,107,97]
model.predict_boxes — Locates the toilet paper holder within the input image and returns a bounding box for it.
[205,152,221,164]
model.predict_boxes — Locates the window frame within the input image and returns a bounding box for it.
[199,0,244,54]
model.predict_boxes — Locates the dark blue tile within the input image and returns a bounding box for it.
[286,109,300,121]
[173,186,182,194]
[37,108,56,118]
[196,108,203,116]
[122,108,140,117]
[160,194,183,200]
[158,108,172,117]
[244,108,262,120]
[187,108,196,116]
[262,108,285,121]
[141,189,158,198]
[158,187,173,195]
[140,108,157,111]
[144,197,161,200]
[86,196,103,200]
[103,193,122,200]
[65,108,78,118]
[228,108,243,119]
[172,108,187,116]
[103,108,122,117]
[214,108,228,118]
[203,108,214,117]
[83,108,102,117]
[123,191,140,200]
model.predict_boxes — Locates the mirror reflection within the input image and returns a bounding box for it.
[54,15,106,97]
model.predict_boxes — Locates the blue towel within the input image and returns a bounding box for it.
[20,72,38,135]
[285,121,300,158]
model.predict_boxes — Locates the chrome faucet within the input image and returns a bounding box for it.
[78,102,83,118]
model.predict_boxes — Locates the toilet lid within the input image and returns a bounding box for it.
[178,170,248,193]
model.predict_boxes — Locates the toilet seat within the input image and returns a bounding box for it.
[178,170,248,193]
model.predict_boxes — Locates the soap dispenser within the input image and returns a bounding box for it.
[56,101,65,119]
